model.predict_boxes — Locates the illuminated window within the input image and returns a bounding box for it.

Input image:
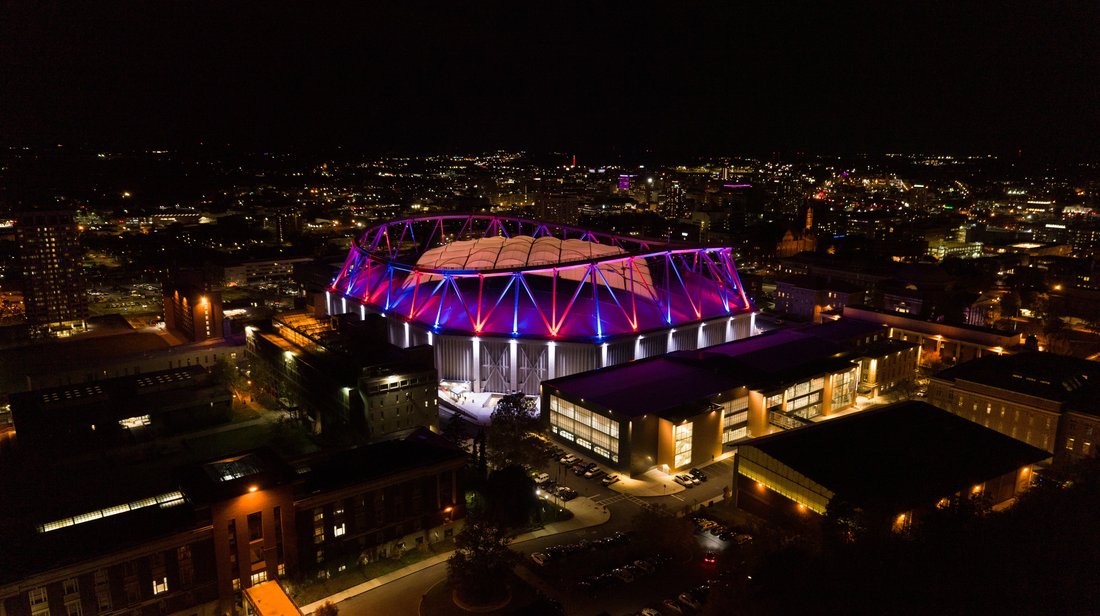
[29,586,48,607]
[674,422,693,468]
[63,578,79,596]
[152,577,168,595]
[333,522,346,537]
[250,571,268,586]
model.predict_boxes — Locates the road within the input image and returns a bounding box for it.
[333,454,737,615]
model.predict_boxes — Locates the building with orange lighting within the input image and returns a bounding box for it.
[541,328,873,476]
[928,351,1100,465]
[734,401,1047,532]
[0,430,465,616]
[164,277,225,343]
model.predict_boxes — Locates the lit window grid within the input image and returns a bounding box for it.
[738,450,832,514]
[674,422,693,468]
[37,492,186,533]
[549,396,620,462]
[831,369,858,408]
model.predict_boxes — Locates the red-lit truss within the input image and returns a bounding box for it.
[330,215,753,341]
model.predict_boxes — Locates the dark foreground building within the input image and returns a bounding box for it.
[0,430,466,616]
[9,365,232,449]
[734,401,1047,531]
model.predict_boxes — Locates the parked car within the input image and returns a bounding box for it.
[559,454,577,465]
[585,468,605,480]
[661,598,684,614]
[610,568,635,583]
[734,533,753,545]
[674,474,695,488]
[529,552,549,566]
[639,609,661,616]
[689,467,708,481]
[534,472,551,485]
[633,559,655,574]
[703,551,718,565]
[678,592,702,610]
[602,473,620,486]
[557,487,578,501]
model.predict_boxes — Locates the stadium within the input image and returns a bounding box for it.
[327,215,755,395]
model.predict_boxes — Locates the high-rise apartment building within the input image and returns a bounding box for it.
[16,211,88,331]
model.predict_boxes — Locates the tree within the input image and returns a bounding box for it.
[822,498,868,546]
[447,521,519,605]
[481,464,540,529]
[486,393,542,469]
[440,412,469,449]
[315,601,338,616]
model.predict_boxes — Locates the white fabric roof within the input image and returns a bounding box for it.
[415,236,627,271]
[409,236,653,293]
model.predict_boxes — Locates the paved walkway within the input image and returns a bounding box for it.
[298,495,610,614]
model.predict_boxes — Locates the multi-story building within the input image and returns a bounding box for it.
[9,365,232,450]
[841,305,1021,367]
[774,275,864,321]
[928,352,1100,465]
[541,326,909,477]
[799,319,919,398]
[164,278,225,343]
[0,432,465,616]
[247,311,437,440]
[16,210,88,332]
[224,258,314,288]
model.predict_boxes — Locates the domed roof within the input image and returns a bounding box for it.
[414,235,627,271]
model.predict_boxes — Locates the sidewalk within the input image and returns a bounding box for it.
[298,495,611,614]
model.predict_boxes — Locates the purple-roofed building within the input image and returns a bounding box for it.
[540,325,917,476]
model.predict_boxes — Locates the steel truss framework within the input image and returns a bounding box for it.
[331,215,753,341]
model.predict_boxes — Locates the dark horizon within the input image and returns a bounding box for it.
[2,3,1100,158]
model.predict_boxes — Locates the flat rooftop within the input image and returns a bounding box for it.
[744,401,1048,509]
[544,330,857,418]
[934,351,1100,414]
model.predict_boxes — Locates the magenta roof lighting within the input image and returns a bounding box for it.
[329,215,753,341]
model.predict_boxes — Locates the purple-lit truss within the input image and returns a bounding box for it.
[330,215,752,341]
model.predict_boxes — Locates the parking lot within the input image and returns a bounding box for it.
[532,440,737,518]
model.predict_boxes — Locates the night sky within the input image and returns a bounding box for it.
[2,2,1098,157]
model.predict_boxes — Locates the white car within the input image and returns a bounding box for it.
[559,454,577,465]
[661,598,684,614]
[529,552,549,566]
[674,475,694,488]
[534,472,551,485]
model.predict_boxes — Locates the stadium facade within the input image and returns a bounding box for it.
[327,215,755,395]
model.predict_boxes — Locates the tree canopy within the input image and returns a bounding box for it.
[447,520,520,605]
